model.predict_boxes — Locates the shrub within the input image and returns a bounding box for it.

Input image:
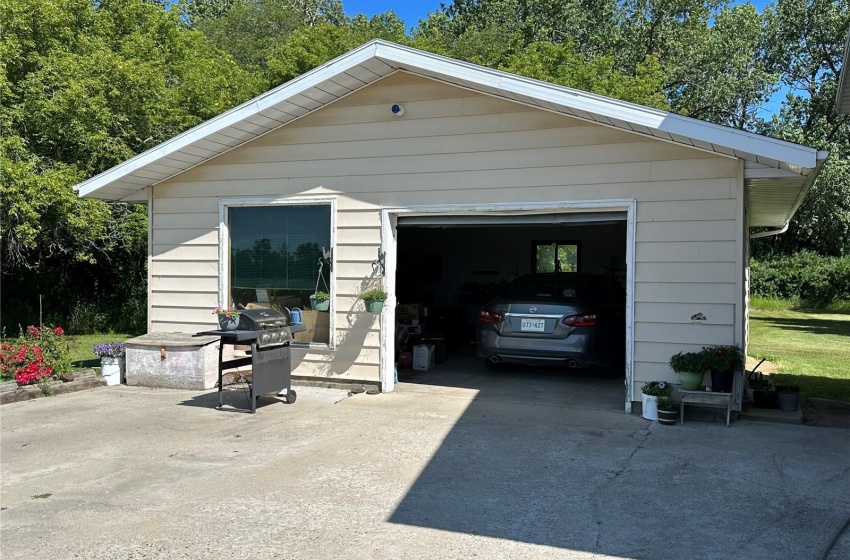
[0,343,53,385]
[23,325,71,375]
[750,252,850,306]
[68,301,110,335]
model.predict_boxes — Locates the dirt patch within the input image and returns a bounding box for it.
[801,398,850,429]
[746,356,779,376]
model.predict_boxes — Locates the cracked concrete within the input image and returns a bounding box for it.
[1,371,849,560]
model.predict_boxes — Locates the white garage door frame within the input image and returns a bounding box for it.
[379,199,638,414]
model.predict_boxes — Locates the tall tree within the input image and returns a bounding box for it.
[1,0,264,331]
[754,0,850,257]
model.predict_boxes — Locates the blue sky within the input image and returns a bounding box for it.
[342,1,785,117]
[343,1,775,29]
[343,1,436,28]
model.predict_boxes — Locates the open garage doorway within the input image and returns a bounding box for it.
[389,210,630,409]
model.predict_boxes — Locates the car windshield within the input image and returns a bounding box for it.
[501,276,593,300]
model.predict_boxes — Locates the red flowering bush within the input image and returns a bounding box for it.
[1,325,70,385]
[0,343,53,385]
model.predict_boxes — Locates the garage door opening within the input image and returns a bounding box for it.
[391,212,628,405]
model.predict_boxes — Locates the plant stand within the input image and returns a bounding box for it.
[679,390,732,427]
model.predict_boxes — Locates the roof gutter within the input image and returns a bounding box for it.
[747,150,829,239]
[749,222,789,239]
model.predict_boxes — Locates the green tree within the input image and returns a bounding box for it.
[1,0,264,332]
[753,0,850,257]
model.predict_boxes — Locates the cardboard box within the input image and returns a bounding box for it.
[413,344,435,371]
[294,309,330,344]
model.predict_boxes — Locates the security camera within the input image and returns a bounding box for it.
[391,104,405,116]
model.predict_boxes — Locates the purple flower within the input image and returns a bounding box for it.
[658,381,666,389]
[93,342,126,359]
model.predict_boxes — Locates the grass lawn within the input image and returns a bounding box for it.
[69,333,135,370]
[748,305,850,402]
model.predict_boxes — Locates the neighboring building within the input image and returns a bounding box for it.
[75,41,827,412]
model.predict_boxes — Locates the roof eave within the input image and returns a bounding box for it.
[75,39,825,202]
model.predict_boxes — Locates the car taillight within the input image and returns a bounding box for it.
[479,310,505,324]
[562,313,597,327]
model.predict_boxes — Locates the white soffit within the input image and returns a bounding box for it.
[74,40,827,227]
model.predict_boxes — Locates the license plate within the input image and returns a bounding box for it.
[520,318,545,332]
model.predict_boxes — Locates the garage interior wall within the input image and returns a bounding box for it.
[148,71,743,397]
[396,223,626,306]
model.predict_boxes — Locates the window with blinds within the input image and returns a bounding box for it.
[229,204,332,344]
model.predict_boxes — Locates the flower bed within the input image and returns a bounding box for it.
[1,325,71,386]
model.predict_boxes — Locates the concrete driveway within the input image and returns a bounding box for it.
[2,374,849,560]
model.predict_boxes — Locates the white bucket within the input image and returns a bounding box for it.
[641,393,659,421]
[101,358,125,386]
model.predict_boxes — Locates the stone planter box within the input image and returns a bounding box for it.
[124,333,221,390]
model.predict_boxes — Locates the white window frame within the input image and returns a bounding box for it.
[219,196,337,350]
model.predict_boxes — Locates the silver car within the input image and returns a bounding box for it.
[477,273,625,375]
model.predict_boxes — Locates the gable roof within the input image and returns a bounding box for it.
[75,39,827,228]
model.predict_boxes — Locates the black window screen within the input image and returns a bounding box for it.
[229,205,330,292]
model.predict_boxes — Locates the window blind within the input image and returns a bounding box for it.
[230,205,330,291]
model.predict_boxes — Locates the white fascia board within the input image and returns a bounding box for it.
[75,43,383,199]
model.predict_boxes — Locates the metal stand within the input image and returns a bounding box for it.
[197,330,297,413]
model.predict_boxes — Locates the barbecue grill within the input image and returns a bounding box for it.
[197,307,306,413]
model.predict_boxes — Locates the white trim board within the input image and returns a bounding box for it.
[379,199,636,414]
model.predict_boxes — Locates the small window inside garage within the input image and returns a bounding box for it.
[394,212,627,377]
[228,204,331,344]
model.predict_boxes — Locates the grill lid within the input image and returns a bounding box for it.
[237,307,289,331]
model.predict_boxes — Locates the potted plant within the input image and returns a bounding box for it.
[669,350,711,390]
[309,291,330,312]
[640,380,673,421]
[93,342,126,386]
[213,306,239,331]
[703,344,744,393]
[656,396,679,425]
[359,288,388,313]
[751,377,778,408]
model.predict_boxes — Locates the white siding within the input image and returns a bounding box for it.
[151,72,742,390]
